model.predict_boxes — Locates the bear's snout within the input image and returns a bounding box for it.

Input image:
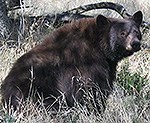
[131,40,141,52]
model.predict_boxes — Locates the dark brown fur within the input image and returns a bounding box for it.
[1,11,143,112]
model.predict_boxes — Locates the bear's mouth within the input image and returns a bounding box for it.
[126,43,141,54]
[131,46,141,54]
[123,45,141,57]
[125,50,134,56]
[133,46,141,52]
[126,46,141,56]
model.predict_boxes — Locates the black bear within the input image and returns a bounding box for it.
[1,11,143,112]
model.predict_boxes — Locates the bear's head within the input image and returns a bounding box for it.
[96,11,143,61]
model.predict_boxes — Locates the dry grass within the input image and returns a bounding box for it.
[0,0,150,122]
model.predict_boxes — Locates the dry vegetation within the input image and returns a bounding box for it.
[0,0,150,123]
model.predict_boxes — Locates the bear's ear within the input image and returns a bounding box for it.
[132,11,143,26]
[96,14,110,29]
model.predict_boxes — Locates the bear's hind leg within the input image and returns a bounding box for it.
[1,84,23,111]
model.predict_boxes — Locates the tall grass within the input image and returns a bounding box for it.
[0,0,150,122]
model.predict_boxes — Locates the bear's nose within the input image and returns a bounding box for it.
[131,40,141,51]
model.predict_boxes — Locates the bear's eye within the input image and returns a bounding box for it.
[133,30,141,39]
[120,31,126,37]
